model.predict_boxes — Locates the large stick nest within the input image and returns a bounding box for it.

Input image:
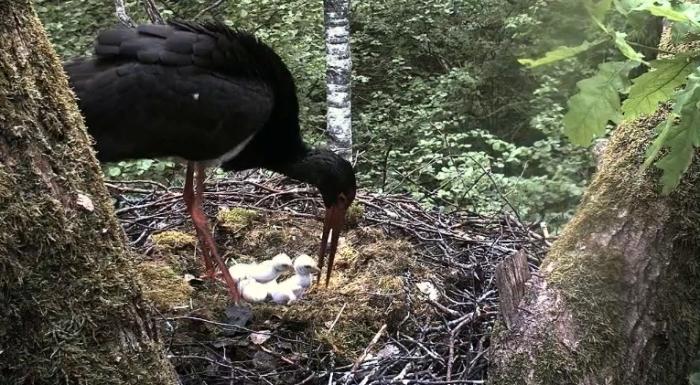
[109,173,548,385]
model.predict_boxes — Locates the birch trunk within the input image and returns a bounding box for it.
[0,2,178,384]
[324,0,353,161]
[488,30,700,385]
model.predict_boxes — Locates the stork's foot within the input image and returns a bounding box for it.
[199,268,224,283]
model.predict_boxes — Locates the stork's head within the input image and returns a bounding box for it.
[269,148,356,286]
[270,253,294,273]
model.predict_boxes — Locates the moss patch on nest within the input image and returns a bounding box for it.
[138,261,193,311]
[150,230,199,274]
[346,202,364,227]
[217,207,258,233]
[152,230,197,249]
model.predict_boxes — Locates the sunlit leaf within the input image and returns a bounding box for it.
[562,61,637,145]
[613,31,645,62]
[613,0,648,14]
[518,38,607,68]
[646,4,690,22]
[645,69,700,193]
[622,55,697,119]
[107,167,121,177]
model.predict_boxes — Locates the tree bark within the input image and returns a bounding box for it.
[0,2,179,384]
[488,31,700,385]
[324,0,353,161]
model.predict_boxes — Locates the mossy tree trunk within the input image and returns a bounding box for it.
[0,2,179,384]
[488,34,700,385]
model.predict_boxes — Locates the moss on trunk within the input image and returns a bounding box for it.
[489,50,700,385]
[0,2,178,384]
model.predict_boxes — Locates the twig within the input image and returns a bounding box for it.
[344,324,387,384]
[195,0,226,19]
[327,302,347,332]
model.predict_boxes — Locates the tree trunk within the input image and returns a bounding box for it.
[0,2,179,384]
[488,32,700,385]
[324,0,353,161]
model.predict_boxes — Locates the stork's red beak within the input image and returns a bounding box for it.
[318,198,348,286]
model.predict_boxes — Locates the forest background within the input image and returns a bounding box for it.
[35,0,654,230]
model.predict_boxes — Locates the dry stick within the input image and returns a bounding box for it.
[344,324,388,384]
[327,302,347,332]
[195,0,226,19]
[446,312,475,381]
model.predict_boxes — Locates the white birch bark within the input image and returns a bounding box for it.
[114,0,135,27]
[324,0,353,161]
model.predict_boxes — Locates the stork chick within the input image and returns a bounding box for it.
[268,254,321,304]
[229,253,294,283]
[237,278,269,303]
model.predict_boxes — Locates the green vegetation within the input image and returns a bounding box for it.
[38,0,696,228]
[35,0,603,229]
[521,0,700,194]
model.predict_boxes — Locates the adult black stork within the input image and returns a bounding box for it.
[65,21,356,302]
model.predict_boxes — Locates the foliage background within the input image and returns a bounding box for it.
[35,0,605,229]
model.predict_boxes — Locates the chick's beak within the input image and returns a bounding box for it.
[318,200,348,286]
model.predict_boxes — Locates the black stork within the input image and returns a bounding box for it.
[65,21,356,302]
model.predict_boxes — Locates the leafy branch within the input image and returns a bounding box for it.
[519,0,700,193]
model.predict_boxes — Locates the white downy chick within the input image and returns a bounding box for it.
[269,254,320,304]
[267,285,297,305]
[228,253,294,283]
[237,277,269,303]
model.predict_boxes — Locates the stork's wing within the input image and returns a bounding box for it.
[64,22,274,163]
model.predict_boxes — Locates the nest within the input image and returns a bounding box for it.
[108,174,548,384]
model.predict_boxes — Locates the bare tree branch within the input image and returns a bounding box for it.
[141,0,164,24]
[195,0,226,19]
[114,0,135,27]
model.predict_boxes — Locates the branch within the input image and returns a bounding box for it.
[114,0,136,27]
[194,0,226,19]
[141,0,164,24]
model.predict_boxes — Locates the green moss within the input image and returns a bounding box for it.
[138,261,193,311]
[0,5,177,384]
[346,202,364,227]
[151,230,197,249]
[217,207,259,233]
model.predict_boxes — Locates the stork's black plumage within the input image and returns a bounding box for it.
[65,21,356,302]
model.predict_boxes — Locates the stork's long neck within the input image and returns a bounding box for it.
[271,146,327,188]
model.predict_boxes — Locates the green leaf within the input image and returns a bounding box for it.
[614,0,646,14]
[107,166,121,177]
[613,31,645,63]
[518,38,607,68]
[622,55,697,120]
[646,4,690,22]
[645,68,700,193]
[631,0,700,31]
[562,61,637,145]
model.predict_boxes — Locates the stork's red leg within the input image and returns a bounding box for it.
[190,162,241,302]
[183,162,215,276]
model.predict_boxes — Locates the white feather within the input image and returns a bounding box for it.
[228,253,294,283]
[238,278,269,303]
